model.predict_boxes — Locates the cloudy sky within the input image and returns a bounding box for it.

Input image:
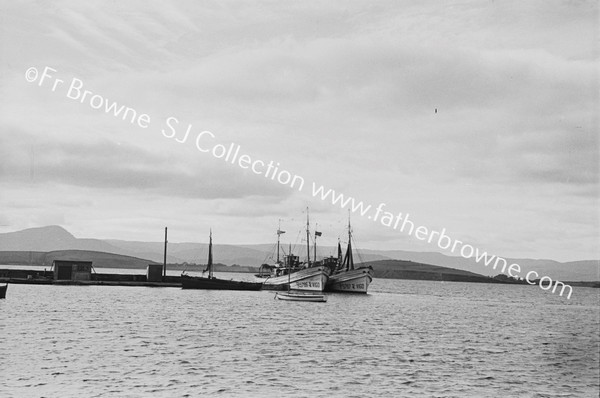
[0,1,598,262]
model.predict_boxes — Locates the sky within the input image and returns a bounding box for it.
[0,0,598,262]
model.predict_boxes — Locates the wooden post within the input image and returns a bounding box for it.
[163,227,168,278]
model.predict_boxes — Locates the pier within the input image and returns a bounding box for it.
[0,265,182,288]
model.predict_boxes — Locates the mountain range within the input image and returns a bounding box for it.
[0,225,598,281]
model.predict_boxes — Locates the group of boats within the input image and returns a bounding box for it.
[181,211,374,302]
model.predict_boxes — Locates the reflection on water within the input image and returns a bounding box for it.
[1,277,598,397]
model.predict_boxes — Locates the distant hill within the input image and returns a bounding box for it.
[359,249,600,282]
[0,226,123,253]
[366,259,496,283]
[0,225,598,281]
[0,250,156,269]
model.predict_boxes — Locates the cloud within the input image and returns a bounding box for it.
[0,131,290,200]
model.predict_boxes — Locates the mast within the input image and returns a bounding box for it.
[347,213,354,270]
[306,207,310,266]
[313,223,317,264]
[345,237,354,271]
[287,244,291,292]
[208,229,213,279]
[163,227,168,278]
[277,219,285,264]
[342,212,354,271]
[314,224,322,264]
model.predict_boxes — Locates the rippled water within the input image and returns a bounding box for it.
[1,276,598,397]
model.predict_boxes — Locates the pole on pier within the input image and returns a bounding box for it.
[163,227,168,278]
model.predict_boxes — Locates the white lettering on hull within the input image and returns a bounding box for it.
[293,281,323,289]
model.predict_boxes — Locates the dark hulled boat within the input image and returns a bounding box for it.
[181,276,262,290]
[181,231,263,291]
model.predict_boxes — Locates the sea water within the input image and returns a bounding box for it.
[1,275,598,397]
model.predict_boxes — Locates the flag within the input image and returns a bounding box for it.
[277,229,286,235]
[315,231,322,237]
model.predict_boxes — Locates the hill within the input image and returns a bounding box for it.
[0,250,156,269]
[366,259,496,283]
[360,249,600,282]
[0,226,124,253]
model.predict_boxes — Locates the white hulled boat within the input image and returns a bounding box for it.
[261,257,329,291]
[326,218,373,293]
[260,210,330,292]
[275,291,327,302]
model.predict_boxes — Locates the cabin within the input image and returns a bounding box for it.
[146,264,163,282]
[52,260,93,281]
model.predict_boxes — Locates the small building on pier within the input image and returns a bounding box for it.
[146,263,163,282]
[52,260,93,281]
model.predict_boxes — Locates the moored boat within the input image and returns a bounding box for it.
[325,217,374,294]
[275,291,327,302]
[273,219,328,302]
[260,210,329,292]
[181,275,262,290]
[326,267,373,293]
[261,261,329,292]
[181,231,263,291]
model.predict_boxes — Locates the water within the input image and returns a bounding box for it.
[1,277,598,397]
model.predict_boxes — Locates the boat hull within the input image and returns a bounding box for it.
[326,267,373,293]
[275,291,327,302]
[261,266,329,292]
[181,276,262,291]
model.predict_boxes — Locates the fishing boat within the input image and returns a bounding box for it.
[0,283,7,299]
[181,231,263,291]
[326,217,374,293]
[261,258,329,292]
[261,210,329,292]
[275,231,327,302]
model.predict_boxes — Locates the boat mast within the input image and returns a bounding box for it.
[342,211,354,271]
[313,223,317,264]
[277,219,285,264]
[306,207,311,266]
[287,246,291,292]
[347,212,354,271]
